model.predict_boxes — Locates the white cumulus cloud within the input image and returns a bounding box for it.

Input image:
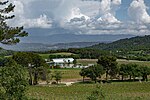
[5,0,150,35]
[96,0,121,23]
[128,0,150,24]
[8,0,52,28]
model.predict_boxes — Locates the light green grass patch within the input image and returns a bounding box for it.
[27,82,150,100]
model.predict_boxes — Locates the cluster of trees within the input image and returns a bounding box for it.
[68,48,110,59]
[80,56,150,83]
[0,58,28,100]
[12,52,49,85]
[119,64,150,81]
[126,55,150,61]
[80,65,104,83]
[0,52,51,99]
[80,56,118,83]
[39,48,110,59]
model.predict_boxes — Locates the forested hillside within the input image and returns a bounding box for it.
[89,35,150,51]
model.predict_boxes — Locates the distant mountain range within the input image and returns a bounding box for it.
[0,33,134,51]
[0,42,100,51]
[0,28,135,51]
[21,28,134,44]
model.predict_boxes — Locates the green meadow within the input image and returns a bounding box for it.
[27,82,150,100]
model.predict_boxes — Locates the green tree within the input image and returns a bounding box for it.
[119,64,129,80]
[53,71,63,84]
[0,1,27,44]
[88,65,104,83]
[13,52,49,85]
[13,52,33,85]
[80,65,104,83]
[31,53,48,85]
[73,59,77,68]
[97,56,118,80]
[119,64,144,81]
[140,66,150,81]
[0,58,28,100]
[79,67,89,82]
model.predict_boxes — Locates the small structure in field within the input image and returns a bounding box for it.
[47,58,74,68]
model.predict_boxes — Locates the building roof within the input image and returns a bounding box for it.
[52,58,74,63]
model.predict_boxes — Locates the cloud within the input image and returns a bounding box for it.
[128,0,150,24]
[6,0,150,35]
[96,0,121,23]
[8,0,52,28]
[21,14,52,29]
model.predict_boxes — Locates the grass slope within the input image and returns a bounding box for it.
[27,82,150,100]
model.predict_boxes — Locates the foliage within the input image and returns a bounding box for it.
[53,71,63,84]
[39,48,110,59]
[97,56,118,80]
[119,63,150,81]
[140,66,150,81]
[87,85,105,100]
[0,58,28,100]
[26,82,150,100]
[80,67,89,82]
[89,35,150,51]
[13,52,49,85]
[68,48,110,59]
[0,0,28,44]
[80,65,104,83]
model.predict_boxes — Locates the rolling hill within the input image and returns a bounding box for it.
[89,35,150,51]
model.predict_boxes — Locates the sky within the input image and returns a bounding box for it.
[6,0,150,35]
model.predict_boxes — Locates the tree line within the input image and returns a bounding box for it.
[80,56,150,83]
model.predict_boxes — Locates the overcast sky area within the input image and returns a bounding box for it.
[7,0,150,35]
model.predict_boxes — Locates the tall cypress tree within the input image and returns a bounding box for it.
[0,1,28,44]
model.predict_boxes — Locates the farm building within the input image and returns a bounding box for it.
[47,58,74,68]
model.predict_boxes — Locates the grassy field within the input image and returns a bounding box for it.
[26,59,150,100]
[50,69,82,81]
[77,59,98,66]
[117,59,150,67]
[77,59,150,67]
[27,82,150,100]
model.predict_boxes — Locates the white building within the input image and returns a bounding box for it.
[48,58,74,68]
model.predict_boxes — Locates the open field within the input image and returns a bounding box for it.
[50,69,82,81]
[77,59,150,67]
[27,82,150,100]
[29,57,150,100]
[117,59,150,66]
[77,59,98,65]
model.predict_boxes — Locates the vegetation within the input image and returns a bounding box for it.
[12,52,49,85]
[88,35,150,61]
[0,58,28,100]
[52,71,63,84]
[119,64,150,81]
[1,2,150,99]
[89,35,150,51]
[26,82,150,100]
[0,1,28,44]
[87,85,105,100]
[80,65,104,83]
[0,1,28,100]
[97,56,118,80]
[51,69,81,80]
